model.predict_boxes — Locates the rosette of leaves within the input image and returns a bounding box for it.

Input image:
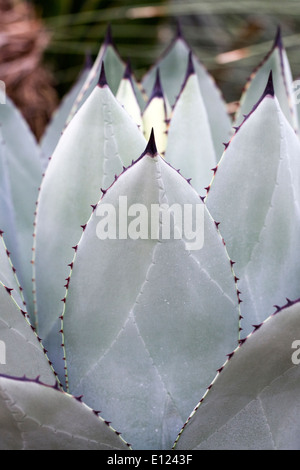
[0,24,300,451]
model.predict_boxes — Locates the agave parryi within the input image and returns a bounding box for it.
[0,25,300,450]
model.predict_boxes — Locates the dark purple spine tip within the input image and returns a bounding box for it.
[98,62,107,88]
[144,129,158,158]
[150,68,164,100]
[104,23,113,45]
[186,50,195,78]
[263,70,275,98]
[176,50,195,97]
[274,25,283,50]
[244,69,275,119]
[123,59,132,81]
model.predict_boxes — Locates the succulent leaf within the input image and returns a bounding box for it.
[206,77,300,336]
[34,74,146,381]
[165,54,217,197]
[0,234,25,310]
[62,140,240,450]
[0,132,19,269]
[116,62,144,131]
[66,26,146,125]
[142,29,191,109]
[142,70,169,155]
[2,21,300,451]
[234,27,298,132]
[192,56,232,159]
[175,299,300,450]
[142,30,231,158]
[0,97,42,324]
[101,31,145,110]
[0,282,56,384]
[39,54,92,167]
[0,375,129,450]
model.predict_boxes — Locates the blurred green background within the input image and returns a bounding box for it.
[2,0,300,137]
[30,0,300,103]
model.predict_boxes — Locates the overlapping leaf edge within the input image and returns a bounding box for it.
[172,296,300,449]
[0,373,131,449]
[0,278,59,387]
[0,230,26,311]
[141,22,230,120]
[57,130,242,392]
[204,71,287,340]
[234,26,295,128]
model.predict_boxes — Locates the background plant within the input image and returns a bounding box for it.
[4,0,300,138]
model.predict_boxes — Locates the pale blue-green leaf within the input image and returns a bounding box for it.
[175,299,300,450]
[34,83,146,381]
[62,151,239,450]
[131,77,148,113]
[192,57,232,159]
[142,35,231,158]
[116,75,144,131]
[294,77,300,135]
[66,40,145,125]
[142,96,168,156]
[65,41,105,126]
[142,35,189,108]
[0,375,129,450]
[65,40,126,126]
[0,234,25,310]
[102,43,126,96]
[165,73,217,197]
[0,283,56,384]
[234,35,298,132]
[206,94,300,337]
[0,132,19,269]
[0,98,42,323]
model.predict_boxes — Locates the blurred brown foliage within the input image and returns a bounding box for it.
[0,0,58,140]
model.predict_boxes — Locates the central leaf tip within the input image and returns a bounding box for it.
[143,128,158,158]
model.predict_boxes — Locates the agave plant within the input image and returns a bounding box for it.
[1,24,300,450]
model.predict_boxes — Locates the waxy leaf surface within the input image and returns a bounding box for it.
[175,300,300,450]
[0,375,129,450]
[63,148,239,450]
[206,93,300,336]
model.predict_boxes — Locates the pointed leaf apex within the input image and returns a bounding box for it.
[263,70,275,98]
[104,24,113,45]
[274,25,283,50]
[98,62,107,88]
[144,129,158,157]
[150,68,164,100]
[245,70,275,120]
[186,50,195,78]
